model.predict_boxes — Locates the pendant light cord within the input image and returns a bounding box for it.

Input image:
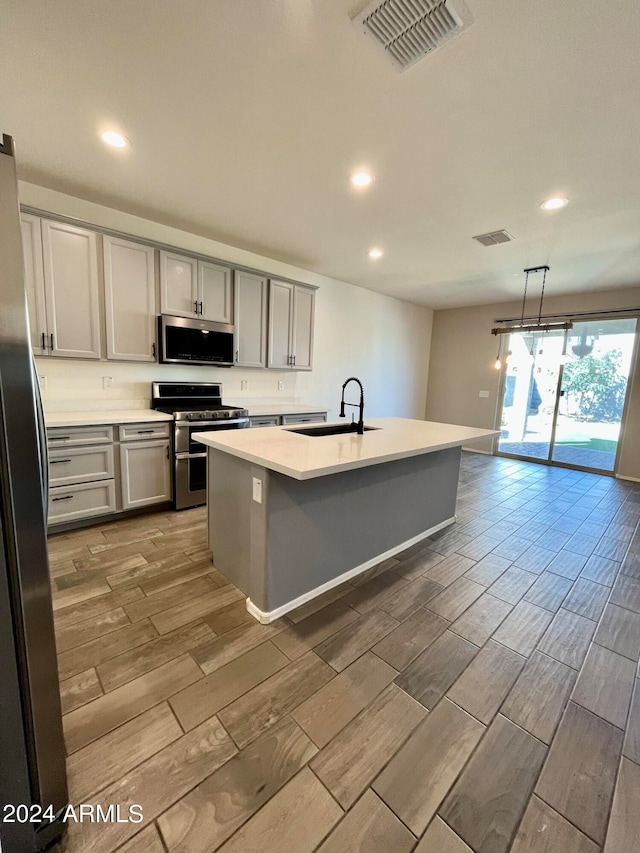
[538,267,548,325]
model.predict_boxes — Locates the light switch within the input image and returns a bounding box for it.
[38,374,47,390]
[252,477,263,504]
[241,380,248,391]
[479,390,489,398]
[278,381,285,391]
[103,376,113,390]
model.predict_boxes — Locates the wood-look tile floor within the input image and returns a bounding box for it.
[48,453,640,853]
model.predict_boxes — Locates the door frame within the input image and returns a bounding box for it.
[494,317,639,476]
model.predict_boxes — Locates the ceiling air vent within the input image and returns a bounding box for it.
[473,230,514,247]
[353,0,473,73]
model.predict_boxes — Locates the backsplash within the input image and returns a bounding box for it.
[36,357,307,412]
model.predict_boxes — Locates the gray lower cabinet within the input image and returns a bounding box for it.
[249,412,327,428]
[249,415,281,428]
[281,413,326,425]
[47,425,118,525]
[48,480,117,525]
[120,438,172,510]
[47,421,173,526]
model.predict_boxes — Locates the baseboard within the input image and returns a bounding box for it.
[616,474,640,483]
[245,515,457,624]
[462,446,493,455]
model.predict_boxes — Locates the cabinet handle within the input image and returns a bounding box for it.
[50,459,71,464]
[52,495,73,502]
[166,446,170,460]
[52,436,71,441]
[152,342,156,358]
[194,300,199,315]
[235,350,239,363]
[199,301,203,315]
[292,355,296,366]
[136,429,155,434]
[41,332,47,350]
[50,333,54,351]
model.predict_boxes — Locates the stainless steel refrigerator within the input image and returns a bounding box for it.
[0,134,68,851]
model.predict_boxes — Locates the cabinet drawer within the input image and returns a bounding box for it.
[118,422,171,442]
[249,416,281,428]
[280,413,327,425]
[49,445,115,487]
[48,480,116,525]
[48,425,113,447]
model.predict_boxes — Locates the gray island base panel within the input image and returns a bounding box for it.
[207,445,461,622]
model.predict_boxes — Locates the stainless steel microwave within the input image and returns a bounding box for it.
[158,315,235,366]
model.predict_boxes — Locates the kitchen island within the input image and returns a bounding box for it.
[193,417,498,622]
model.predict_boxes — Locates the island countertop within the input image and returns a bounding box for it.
[193,417,498,480]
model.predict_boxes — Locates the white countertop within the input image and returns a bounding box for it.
[226,402,327,417]
[193,417,499,480]
[45,410,174,427]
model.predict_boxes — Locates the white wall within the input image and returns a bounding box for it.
[21,183,433,419]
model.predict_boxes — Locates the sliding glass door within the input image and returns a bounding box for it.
[497,318,637,472]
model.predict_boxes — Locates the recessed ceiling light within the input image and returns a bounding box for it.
[100,130,130,149]
[540,196,568,211]
[351,171,374,187]
[368,248,383,259]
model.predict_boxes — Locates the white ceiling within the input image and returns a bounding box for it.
[2,0,640,309]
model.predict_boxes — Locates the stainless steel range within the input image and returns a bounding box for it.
[152,382,249,509]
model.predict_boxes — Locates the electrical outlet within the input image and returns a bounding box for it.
[241,380,248,391]
[103,376,113,390]
[479,390,489,398]
[38,374,47,390]
[252,477,263,504]
[278,381,285,391]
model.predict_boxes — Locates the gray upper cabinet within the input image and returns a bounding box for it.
[159,250,198,318]
[103,235,157,362]
[267,279,315,370]
[40,219,102,359]
[234,270,268,368]
[20,213,47,355]
[291,284,314,370]
[160,251,233,323]
[199,260,233,323]
[22,208,319,370]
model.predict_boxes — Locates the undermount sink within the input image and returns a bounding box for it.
[286,423,379,437]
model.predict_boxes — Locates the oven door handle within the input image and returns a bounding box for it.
[176,452,207,460]
[187,418,249,427]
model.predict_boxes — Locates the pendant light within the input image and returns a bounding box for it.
[491,266,573,337]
